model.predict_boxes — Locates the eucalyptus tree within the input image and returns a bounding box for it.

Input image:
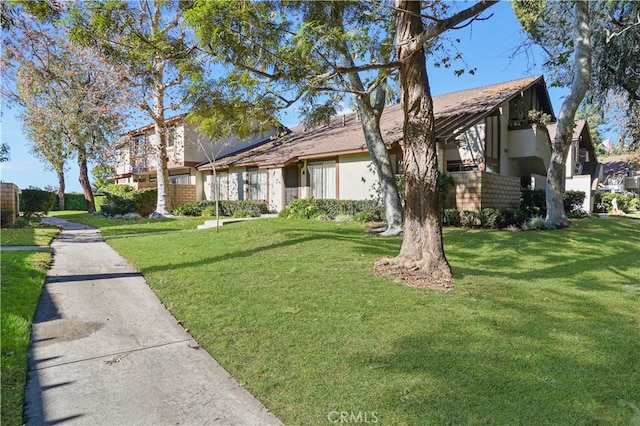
[513,0,640,226]
[4,8,128,212]
[69,0,203,216]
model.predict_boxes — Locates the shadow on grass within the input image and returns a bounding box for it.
[137,223,402,275]
[354,279,639,424]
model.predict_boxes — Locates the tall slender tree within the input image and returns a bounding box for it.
[5,9,128,212]
[69,0,202,216]
[513,0,592,227]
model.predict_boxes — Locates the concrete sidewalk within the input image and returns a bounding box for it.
[25,217,282,426]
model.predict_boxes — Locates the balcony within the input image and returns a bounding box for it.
[507,124,552,176]
[625,176,640,191]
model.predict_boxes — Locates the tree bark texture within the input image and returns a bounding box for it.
[375,0,453,289]
[77,148,95,213]
[152,61,171,217]
[57,171,65,211]
[328,4,404,235]
[545,0,591,227]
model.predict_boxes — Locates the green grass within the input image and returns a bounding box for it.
[91,215,640,425]
[1,251,51,426]
[49,210,209,237]
[0,226,59,246]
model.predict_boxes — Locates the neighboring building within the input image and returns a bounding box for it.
[599,154,640,196]
[547,120,599,212]
[116,76,601,214]
[113,114,281,207]
[197,75,599,213]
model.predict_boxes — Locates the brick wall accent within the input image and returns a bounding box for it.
[168,184,196,207]
[1,183,20,222]
[445,171,520,211]
[130,182,196,207]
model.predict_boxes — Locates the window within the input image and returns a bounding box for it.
[308,161,336,199]
[130,135,146,157]
[247,168,267,200]
[485,116,500,172]
[215,172,229,201]
[169,174,190,184]
[167,126,176,148]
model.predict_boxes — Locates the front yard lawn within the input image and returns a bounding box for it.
[92,215,640,425]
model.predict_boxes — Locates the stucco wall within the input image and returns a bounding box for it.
[338,153,378,200]
[565,174,593,212]
[268,168,284,212]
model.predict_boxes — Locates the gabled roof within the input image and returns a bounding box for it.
[599,154,633,176]
[198,75,551,170]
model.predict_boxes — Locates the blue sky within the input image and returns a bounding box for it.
[1,2,566,193]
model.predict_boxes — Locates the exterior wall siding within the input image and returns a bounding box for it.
[445,171,520,211]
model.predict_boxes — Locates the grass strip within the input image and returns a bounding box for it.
[0,226,59,246]
[1,251,51,426]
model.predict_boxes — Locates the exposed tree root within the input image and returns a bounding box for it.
[374,256,454,291]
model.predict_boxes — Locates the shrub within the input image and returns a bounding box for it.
[1,209,15,227]
[52,193,89,211]
[131,188,157,217]
[443,209,461,227]
[351,211,378,223]
[479,208,500,229]
[101,184,136,216]
[496,208,527,228]
[520,188,546,217]
[563,190,586,213]
[594,192,632,213]
[315,199,384,221]
[630,197,640,211]
[232,210,252,218]
[522,216,557,231]
[201,206,217,217]
[460,210,482,228]
[285,197,324,219]
[172,200,267,218]
[21,189,56,218]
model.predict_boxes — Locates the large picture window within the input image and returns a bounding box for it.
[248,168,267,200]
[308,161,336,199]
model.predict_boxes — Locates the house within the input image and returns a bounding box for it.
[113,114,281,207]
[547,120,599,211]
[196,75,599,213]
[598,154,640,196]
[115,76,600,214]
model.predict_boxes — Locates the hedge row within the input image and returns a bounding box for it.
[278,198,385,222]
[520,189,586,217]
[172,199,268,217]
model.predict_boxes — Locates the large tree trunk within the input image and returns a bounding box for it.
[375,0,453,289]
[57,170,65,211]
[151,61,171,217]
[329,4,403,235]
[546,0,591,227]
[77,149,96,213]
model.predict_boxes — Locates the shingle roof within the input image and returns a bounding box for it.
[198,75,548,170]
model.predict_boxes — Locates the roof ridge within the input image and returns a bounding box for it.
[432,75,543,98]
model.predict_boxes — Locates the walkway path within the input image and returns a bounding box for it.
[25,217,282,425]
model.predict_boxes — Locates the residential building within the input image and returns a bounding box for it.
[197,75,600,213]
[598,154,640,196]
[113,114,281,207]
